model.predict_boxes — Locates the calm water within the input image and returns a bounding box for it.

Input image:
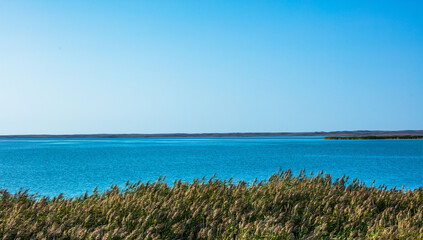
[1,137,423,197]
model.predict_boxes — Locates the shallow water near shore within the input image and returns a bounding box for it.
[1,137,423,197]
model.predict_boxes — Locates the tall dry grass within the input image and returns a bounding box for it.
[1,169,422,239]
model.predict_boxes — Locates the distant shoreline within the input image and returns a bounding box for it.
[1,130,423,139]
[324,135,423,140]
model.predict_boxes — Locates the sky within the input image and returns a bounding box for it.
[1,1,423,134]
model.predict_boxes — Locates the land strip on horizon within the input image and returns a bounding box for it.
[0,130,423,138]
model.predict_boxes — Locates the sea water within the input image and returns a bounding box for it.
[1,137,422,197]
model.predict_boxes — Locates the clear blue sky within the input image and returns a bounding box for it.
[1,1,422,134]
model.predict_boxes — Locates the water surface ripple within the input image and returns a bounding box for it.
[1,137,422,197]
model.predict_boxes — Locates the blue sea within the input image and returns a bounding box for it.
[1,137,423,197]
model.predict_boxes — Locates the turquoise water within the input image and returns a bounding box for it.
[1,137,423,197]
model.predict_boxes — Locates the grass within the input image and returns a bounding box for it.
[1,169,423,239]
[324,135,423,140]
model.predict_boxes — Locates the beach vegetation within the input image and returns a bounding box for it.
[1,169,422,239]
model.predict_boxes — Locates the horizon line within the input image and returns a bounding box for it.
[1,130,423,138]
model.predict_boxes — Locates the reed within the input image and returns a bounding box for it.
[1,169,422,239]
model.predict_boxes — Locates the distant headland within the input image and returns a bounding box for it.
[0,130,423,138]
[324,135,423,140]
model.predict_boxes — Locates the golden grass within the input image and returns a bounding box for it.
[1,169,422,239]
